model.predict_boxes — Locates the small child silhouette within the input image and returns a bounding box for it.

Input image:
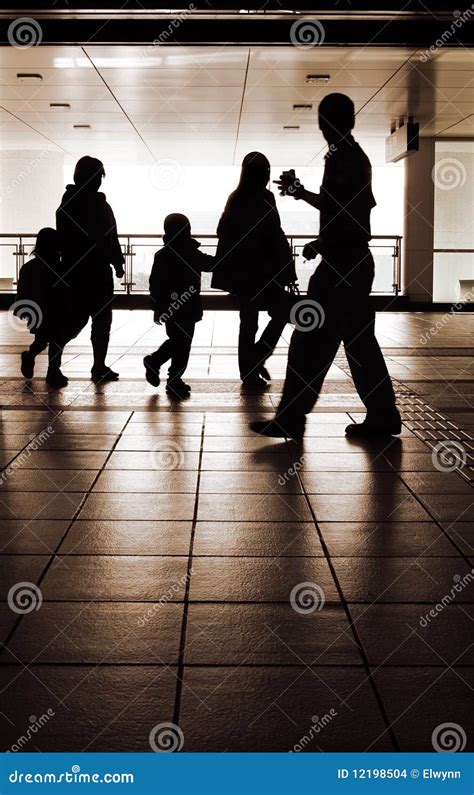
[144,214,214,399]
[16,227,68,388]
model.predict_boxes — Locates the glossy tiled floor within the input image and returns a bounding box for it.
[0,310,473,753]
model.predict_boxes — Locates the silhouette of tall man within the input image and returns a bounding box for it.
[251,94,401,439]
[56,156,125,382]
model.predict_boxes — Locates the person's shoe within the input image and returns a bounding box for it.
[242,374,268,391]
[166,379,191,399]
[46,367,68,388]
[345,412,402,438]
[259,364,271,381]
[91,367,119,383]
[21,351,34,379]
[143,355,160,387]
[250,418,304,440]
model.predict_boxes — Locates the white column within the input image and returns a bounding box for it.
[403,137,435,302]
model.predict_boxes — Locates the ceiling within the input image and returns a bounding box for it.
[1,44,473,167]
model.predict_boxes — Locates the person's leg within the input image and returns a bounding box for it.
[238,297,259,381]
[343,298,401,434]
[166,320,194,397]
[168,320,194,383]
[144,328,173,386]
[21,333,48,378]
[28,334,48,357]
[255,286,293,366]
[46,340,68,387]
[89,270,116,379]
[252,263,344,437]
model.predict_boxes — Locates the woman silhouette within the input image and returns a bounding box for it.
[213,152,298,389]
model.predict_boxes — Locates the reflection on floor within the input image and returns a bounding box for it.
[0,310,473,752]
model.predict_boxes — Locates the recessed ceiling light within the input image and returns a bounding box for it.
[73,124,91,129]
[16,73,42,83]
[50,102,71,109]
[305,74,330,84]
[293,103,313,111]
[283,125,300,130]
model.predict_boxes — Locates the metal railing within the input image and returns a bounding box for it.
[0,233,402,296]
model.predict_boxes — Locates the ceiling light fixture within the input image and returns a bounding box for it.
[305,74,330,84]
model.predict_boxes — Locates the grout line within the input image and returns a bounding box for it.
[172,418,206,726]
[291,440,401,752]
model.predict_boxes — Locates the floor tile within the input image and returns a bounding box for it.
[38,434,119,451]
[0,520,68,554]
[41,556,189,601]
[333,558,474,603]
[444,522,474,556]
[193,522,323,557]
[180,667,393,751]
[6,602,184,663]
[185,604,360,665]
[374,667,474,751]
[93,470,198,493]
[14,451,109,470]
[115,436,201,452]
[320,522,459,557]
[417,494,474,523]
[197,494,312,522]
[351,604,474,666]
[401,472,473,494]
[0,469,98,492]
[0,555,49,599]
[0,665,177,751]
[302,472,408,494]
[78,493,195,521]
[308,494,431,523]
[189,557,339,602]
[201,452,291,471]
[59,520,192,555]
[199,471,303,494]
[106,451,200,470]
[0,492,84,520]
